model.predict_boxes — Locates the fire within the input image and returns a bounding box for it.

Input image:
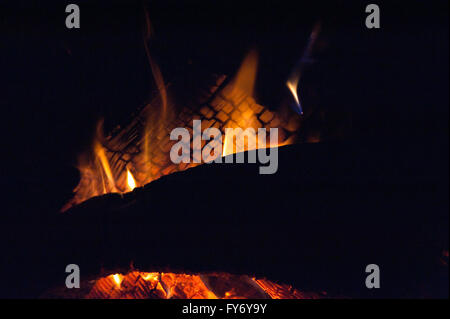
[220,50,289,157]
[286,76,301,112]
[62,35,301,211]
[112,274,123,287]
[82,271,321,299]
[126,169,136,191]
[94,139,116,192]
[221,50,259,157]
[286,22,321,115]
[222,133,231,156]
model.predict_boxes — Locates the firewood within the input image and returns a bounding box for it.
[48,141,448,298]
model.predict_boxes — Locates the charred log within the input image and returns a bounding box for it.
[42,141,448,298]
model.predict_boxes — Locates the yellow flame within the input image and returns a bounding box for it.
[112,274,123,287]
[94,140,116,191]
[142,272,159,282]
[222,133,232,157]
[286,75,300,108]
[127,169,136,191]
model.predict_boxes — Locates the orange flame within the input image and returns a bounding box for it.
[63,45,300,210]
[220,49,290,156]
[94,140,116,193]
[232,49,258,96]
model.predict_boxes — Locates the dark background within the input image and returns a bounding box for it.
[0,0,448,298]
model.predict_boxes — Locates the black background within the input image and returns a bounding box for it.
[0,0,448,298]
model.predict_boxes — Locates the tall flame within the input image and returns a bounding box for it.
[232,49,258,96]
[221,49,259,156]
[92,121,117,193]
[286,22,321,115]
[286,77,301,111]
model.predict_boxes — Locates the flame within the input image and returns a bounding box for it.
[141,272,159,282]
[222,132,232,157]
[286,76,301,112]
[84,271,317,299]
[126,169,136,191]
[286,22,321,115]
[112,274,123,287]
[220,49,258,157]
[232,49,258,96]
[93,121,117,193]
[64,46,301,211]
[220,49,290,156]
[143,9,172,169]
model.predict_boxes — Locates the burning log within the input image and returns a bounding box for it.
[46,141,447,298]
[63,51,302,212]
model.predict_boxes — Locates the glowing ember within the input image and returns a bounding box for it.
[80,271,323,299]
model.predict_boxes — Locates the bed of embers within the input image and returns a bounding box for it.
[44,271,327,299]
